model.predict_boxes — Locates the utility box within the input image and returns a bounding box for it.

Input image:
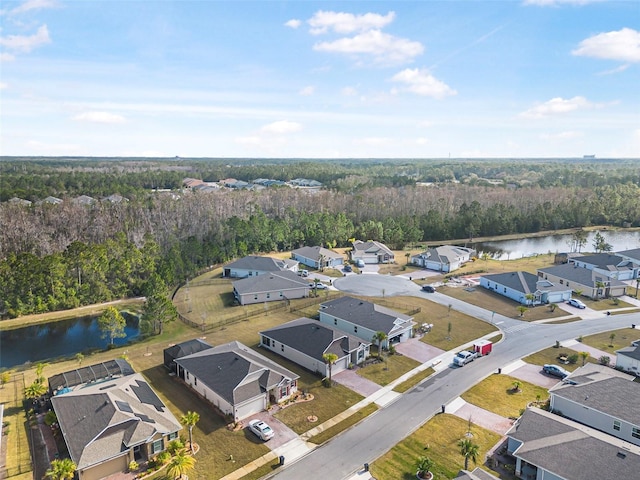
[474,340,493,356]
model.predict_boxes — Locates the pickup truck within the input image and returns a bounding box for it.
[453,350,477,367]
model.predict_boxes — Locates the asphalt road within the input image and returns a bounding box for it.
[273,275,640,480]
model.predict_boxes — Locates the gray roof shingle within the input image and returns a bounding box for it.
[232,270,309,295]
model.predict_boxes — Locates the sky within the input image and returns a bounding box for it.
[0,0,639,159]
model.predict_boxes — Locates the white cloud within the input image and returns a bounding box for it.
[540,131,583,140]
[308,11,395,35]
[341,86,358,96]
[390,68,456,99]
[572,28,640,63]
[0,82,8,89]
[285,19,301,29]
[1,52,16,61]
[597,64,630,75]
[0,24,50,53]
[6,0,58,15]
[73,111,126,124]
[299,85,315,96]
[519,96,592,118]
[314,30,423,65]
[260,120,302,134]
[416,137,429,145]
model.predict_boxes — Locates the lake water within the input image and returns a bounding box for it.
[0,312,140,368]
[473,230,640,260]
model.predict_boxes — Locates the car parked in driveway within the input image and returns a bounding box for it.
[543,364,570,379]
[343,264,352,272]
[248,419,274,441]
[567,298,586,309]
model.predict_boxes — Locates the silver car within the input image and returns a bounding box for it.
[248,419,274,441]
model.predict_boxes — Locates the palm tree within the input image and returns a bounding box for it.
[517,305,528,317]
[595,280,606,300]
[405,252,411,265]
[579,351,590,366]
[416,456,434,479]
[511,380,522,393]
[322,352,339,385]
[372,331,388,359]
[167,449,196,480]
[525,293,535,306]
[45,458,76,480]
[458,438,480,471]
[180,411,200,454]
[609,332,616,347]
[25,381,47,399]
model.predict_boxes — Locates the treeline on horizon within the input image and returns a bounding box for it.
[1,157,639,318]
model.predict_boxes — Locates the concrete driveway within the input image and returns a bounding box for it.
[243,410,299,450]
[448,397,515,435]
[394,337,445,364]
[333,273,420,297]
[503,360,565,389]
[333,369,382,397]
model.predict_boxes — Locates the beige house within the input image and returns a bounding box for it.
[537,264,627,299]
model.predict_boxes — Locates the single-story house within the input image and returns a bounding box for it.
[232,271,310,305]
[350,240,395,264]
[537,264,628,299]
[410,245,476,273]
[617,248,640,270]
[479,271,572,305]
[569,253,639,281]
[291,246,344,269]
[48,358,135,396]
[174,341,299,421]
[318,296,415,348]
[50,370,181,480]
[259,317,370,377]
[615,345,640,377]
[507,407,640,480]
[163,338,213,376]
[553,252,583,264]
[223,255,298,278]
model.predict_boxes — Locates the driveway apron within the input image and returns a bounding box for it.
[333,369,382,397]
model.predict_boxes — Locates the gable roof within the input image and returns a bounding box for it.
[175,341,299,406]
[233,270,309,295]
[538,264,627,288]
[164,338,213,361]
[616,345,640,361]
[549,365,639,425]
[617,248,640,262]
[51,373,181,469]
[571,253,634,271]
[291,246,343,262]
[320,296,414,336]
[415,245,476,265]
[481,271,570,295]
[352,240,394,256]
[508,408,640,480]
[225,255,296,272]
[260,317,368,362]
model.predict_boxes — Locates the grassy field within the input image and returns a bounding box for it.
[523,346,600,371]
[370,414,502,480]
[0,373,32,480]
[357,355,422,386]
[461,374,549,419]
[580,327,639,353]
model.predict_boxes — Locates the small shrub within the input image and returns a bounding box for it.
[128,460,139,472]
[567,354,579,365]
[322,377,331,388]
[167,439,184,455]
[154,451,171,466]
[599,355,611,366]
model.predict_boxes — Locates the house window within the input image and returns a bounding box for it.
[186,372,189,380]
[559,279,563,284]
[281,344,284,352]
[151,439,164,454]
[632,427,640,439]
[194,377,197,386]
[279,291,283,297]
[334,319,337,326]
[266,293,271,299]
[254,294,258,300]
[613,420,621,431]
[168,432,178,441]
[263,337,271,347]
[503,288,506,293]
[358,350,364,360]
[354,326,358,333]
[249,272,253,276]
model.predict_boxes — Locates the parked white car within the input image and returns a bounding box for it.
[248,419,274,441]
[567,298,586,309]
[453,350,477,367]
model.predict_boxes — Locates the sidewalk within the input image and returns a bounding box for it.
[219,332,498,480]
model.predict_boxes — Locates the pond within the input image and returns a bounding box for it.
[0,312,140,369]
[473,230,640,261]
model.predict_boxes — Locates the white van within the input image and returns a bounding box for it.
[355,259,366,268]
[299,269,309,277]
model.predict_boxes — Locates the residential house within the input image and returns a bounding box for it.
[291,246,344,269]
[163,338,213,376]
[41,196,63,205]
[182,178,204,189]
[223,255,298,278]
[617,248,640,273]
[569,253,639,281]
[318,296,415,348]
[479,271,572,305]
[454,469,500,480]
[290,178,322,188]
[537,264,627,299]
[102,194,128,203]
[73,195,96,206]
[232,271,310,305]
[615,345,640,377]
[350,240,395,264]
[7,197,32,206]
[259,317,370,377]
[174,341,299,421]
[50,368,181,480]
[410,245,476,273]
[506,364,640,480]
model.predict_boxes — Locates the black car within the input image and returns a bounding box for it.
[343,264,352,272]
[421,285,435,293]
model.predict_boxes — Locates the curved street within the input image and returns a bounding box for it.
[271,273,640,480]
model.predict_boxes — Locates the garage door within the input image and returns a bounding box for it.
[235,396,266,420]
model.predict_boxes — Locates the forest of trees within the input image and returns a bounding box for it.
[1,157,639,317]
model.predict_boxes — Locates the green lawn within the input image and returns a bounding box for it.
[357,354,422,386]
[579,327,639,353]
[370,414,502,480]
[461,374,549,419]
[523,346,599,371]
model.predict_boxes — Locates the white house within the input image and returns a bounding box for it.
[291,246,344,269]
[569,252,639,281]
[318,296,415,348]
[232,271,310,305]
[174,341,299,421]
[223,255,298,278]
[350,240,394,264]
[480,271,572,305]
[410,245,476,273]
[615,345,640,377]
[260,318,370,377]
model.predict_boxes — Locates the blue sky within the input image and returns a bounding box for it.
[1,0,638,158]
